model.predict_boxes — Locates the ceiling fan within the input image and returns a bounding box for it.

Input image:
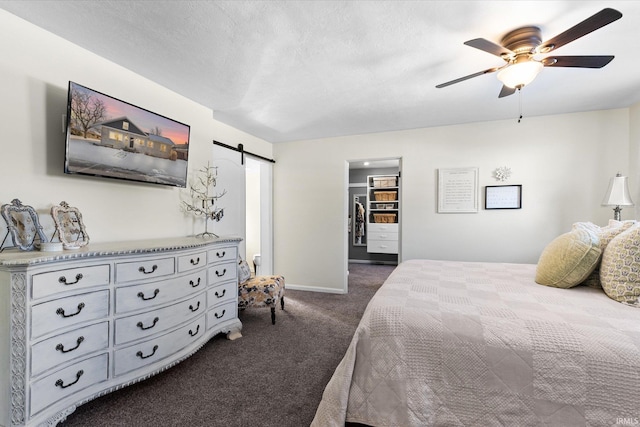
[436,8,622,98]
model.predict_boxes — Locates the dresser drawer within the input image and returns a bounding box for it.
[207,281,236,305]
[368,231,398,241]
[177,250,207,272]
[367,223,399,233]
[207,300,237,330]
[32,264,110,300]
[208,261,237,286]
[208,246,238,264]
[114,270,206,314]
[31,322,109,377]
[113,315,205,376]
[30,353,108,416]
[114,292,205,345]
[31,290,110,339]
[115,257,175,283]
[367,240,399,254]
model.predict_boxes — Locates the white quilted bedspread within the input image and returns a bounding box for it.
[312,260,640,426]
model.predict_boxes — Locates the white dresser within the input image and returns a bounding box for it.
[0,236,242,427]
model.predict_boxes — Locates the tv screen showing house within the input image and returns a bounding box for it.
[64,81,190,188]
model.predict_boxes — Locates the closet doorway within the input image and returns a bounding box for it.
[245,157,274,276]
[347,158,401,282]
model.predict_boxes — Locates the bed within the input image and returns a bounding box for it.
[312,259,640,426]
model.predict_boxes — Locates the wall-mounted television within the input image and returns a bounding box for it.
[64,81,190,188]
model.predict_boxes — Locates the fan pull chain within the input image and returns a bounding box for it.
[518,87,523,123]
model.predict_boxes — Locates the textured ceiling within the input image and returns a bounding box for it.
[2,1,640,143]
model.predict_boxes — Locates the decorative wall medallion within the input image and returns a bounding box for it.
[0,199,47,251]
[494,166,512,182]
[51,201,90,249]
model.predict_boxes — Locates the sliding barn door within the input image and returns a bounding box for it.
[211,144,246,257]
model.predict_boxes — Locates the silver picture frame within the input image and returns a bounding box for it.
[51,201,90,249]
[1,199,48,251]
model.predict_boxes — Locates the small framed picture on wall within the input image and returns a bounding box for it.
[485,185,522,209]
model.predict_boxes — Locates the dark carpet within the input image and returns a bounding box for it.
[60,263,396,427]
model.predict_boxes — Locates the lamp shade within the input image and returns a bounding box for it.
[601,174,634,207]
[497,61,543,88]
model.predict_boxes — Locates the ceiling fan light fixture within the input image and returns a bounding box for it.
[497,60,543,88]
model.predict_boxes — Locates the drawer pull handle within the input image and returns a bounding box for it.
[190,257,200,266]
[56,303,85,318]
[190,278,201,288]
[138,264,158,275]
[137,317,159,330]
[216,251,226,258]
[189,325,200,337]
[56,336,85,353]
[214,309,226,319]
[136,345,159,359]
[55,370,84,389]
[215,289,226,298]
[137,289,160,301]
[215,268,227,277]
[58,273,83,285]
[189,301,201,312]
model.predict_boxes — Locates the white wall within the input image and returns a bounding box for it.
[274,109,633,292]
[0,10,272,244]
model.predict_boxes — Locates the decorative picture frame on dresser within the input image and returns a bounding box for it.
[0,198,48,251]
[51,201,90,249]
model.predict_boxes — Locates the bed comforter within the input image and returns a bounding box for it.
[312,260,640,426]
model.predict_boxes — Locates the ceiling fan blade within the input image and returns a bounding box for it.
[498,86,516,98]
[464,38,514,58]
[435,66,502,88]
[539,8,622,53]
[542,55,614,68]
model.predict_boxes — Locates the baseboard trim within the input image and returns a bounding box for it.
[348,259,397,265]
[286,283,347,294]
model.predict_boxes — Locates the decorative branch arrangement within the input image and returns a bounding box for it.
[182,163,227,238]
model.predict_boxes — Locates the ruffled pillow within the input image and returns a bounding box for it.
[535,228,601,288]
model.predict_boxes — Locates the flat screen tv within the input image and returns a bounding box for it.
[64,81,190,188]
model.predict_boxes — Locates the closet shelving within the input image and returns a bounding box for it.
[367,174,399,254]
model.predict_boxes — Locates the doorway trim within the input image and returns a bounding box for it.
[344,157,402,293]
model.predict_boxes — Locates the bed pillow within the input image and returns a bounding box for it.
[535,228,601,288]
[600,224,640,307]
[572,220,636,288]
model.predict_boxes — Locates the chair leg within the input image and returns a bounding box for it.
[280,296,285,310]
[271,307,276,325]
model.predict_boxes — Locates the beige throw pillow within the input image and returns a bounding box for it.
[600,224,640,307]
[572,220,636,288]
[535,228,601,288]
